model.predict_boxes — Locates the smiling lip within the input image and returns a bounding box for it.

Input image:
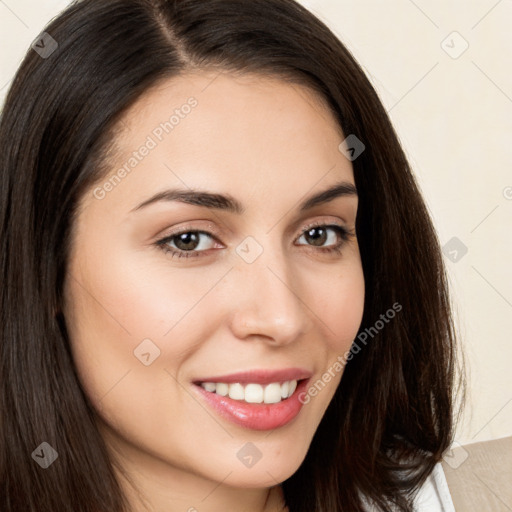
[193,368,312,385]
[191,368,312,431]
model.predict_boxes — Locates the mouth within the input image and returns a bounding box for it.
[191,368,312,431]
[195,379,300,405]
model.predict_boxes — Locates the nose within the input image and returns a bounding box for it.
[228,244,312,346]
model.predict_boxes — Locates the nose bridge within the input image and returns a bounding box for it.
[228,235,310,344]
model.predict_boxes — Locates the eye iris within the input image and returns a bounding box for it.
[175,232,200,251]
[306,227,327,247]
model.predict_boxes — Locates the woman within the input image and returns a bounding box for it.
[0,0,465,510]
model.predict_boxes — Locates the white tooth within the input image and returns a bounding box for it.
[216,383,229,396]
[205,380,298,403]
[280,381,290,399]
[264,383,282,404]
[228,383,245,400]
[287,380,297,398]
[201,382,216,392]
[244,383,264,403]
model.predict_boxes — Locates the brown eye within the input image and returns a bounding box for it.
[173,232,202,251]
[303,226,329,246]
[156,223,352,260]
[296,224,349,249]
[157,230,218,259]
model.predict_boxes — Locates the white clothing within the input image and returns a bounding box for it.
[362,462,456,511]
[412,463,455,512]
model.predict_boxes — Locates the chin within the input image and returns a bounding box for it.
[214,443,308,489]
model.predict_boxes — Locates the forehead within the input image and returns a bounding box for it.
[115,69,343,154]
[80,70,353,218]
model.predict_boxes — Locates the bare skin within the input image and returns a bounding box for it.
[63,70,365,512]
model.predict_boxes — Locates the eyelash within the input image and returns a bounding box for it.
[155,221,354,260]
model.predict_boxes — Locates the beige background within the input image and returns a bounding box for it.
[1,0,511,447]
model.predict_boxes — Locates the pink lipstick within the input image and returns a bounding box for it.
[191,368,312,430]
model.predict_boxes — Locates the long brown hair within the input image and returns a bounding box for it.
[0,0,465,510]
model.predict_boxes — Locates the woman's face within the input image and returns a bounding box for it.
[63,71,365,508]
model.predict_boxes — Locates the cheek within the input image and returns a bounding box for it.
[63,243,227,397]
[298,257,365,403]
[308,259,365,351]
[62,244,223,464]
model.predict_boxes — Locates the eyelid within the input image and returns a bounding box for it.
[300,219,348,233]
[155,221,221,242]
[157,216,350,239]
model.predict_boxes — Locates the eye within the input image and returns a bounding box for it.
[156,229,218,258]
[296,222,352,255]
[156,221,354,259]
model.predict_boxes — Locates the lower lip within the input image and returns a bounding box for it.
[193,379,310,431]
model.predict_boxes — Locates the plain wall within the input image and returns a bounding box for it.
[1,0,511,447]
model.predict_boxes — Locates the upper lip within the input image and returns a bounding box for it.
[193,368,313,385]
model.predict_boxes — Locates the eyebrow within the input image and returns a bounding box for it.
[130,180,357,214]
